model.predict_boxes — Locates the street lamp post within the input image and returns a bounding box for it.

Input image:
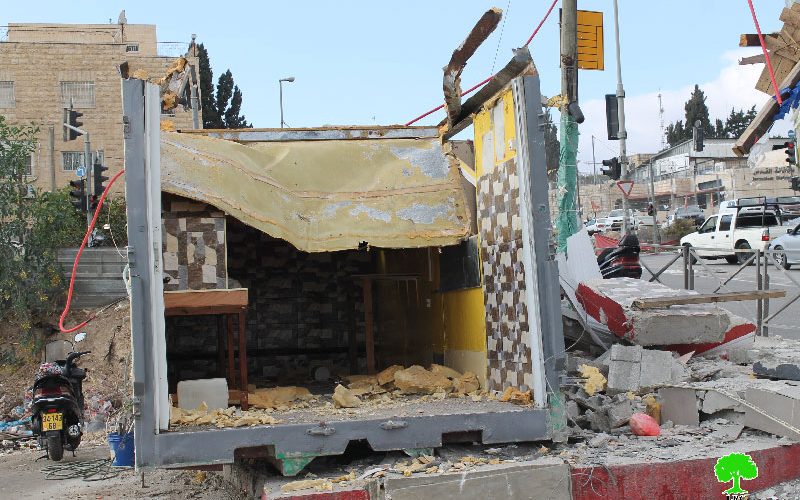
[279,76,295,128]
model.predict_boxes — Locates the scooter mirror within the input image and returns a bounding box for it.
[74,332,87,343]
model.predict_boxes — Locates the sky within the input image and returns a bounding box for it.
[2,1,794,171]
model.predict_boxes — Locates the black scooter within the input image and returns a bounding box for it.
[597,232,642,279]
[30,339,90,461]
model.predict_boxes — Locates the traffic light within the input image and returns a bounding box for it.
[791,176,800,192]
[63,107,84,141]
[601,157,621,180]
[93,158,108,198]
[68,109,83,140]
[68,179,86,213]
[647,203,655,217]
[786,141,796,166]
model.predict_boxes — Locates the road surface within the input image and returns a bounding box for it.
[640,252,800,339]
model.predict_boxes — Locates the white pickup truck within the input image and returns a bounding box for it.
[680,209,782,264]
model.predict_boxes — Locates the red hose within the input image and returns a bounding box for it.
[746,0,782,105]
[59,169,126,333]
[405,0,559,126]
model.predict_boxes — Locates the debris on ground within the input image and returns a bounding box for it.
[170,402,280,427]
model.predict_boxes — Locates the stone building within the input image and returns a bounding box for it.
[577,137,797,219]
[0,21,200,192]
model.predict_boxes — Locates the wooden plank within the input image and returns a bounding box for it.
[734,58,800,156]
[238,311,249,410]
[227,315,236,389]
[632,290,786,310]
[363,277,375,375]
[164,288,248,313]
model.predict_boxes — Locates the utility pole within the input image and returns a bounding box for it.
[612,0,631,234]
[555,0,579,252]
[648,160,661,245]
[592,136,597,186]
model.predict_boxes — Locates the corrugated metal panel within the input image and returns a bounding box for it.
[160,132,472,252]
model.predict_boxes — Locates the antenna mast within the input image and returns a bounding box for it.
[658,92,666,151]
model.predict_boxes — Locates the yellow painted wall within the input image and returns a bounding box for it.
[366,89,520,387]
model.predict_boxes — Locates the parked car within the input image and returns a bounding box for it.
[680,209,782,264]
[605,209,635,230]
[663,205,705,229]
[585,218,609,235]
[769,222,800,269]
[634,214,658,227]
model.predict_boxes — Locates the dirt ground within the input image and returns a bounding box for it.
[0,301,132,418]
[0,444,243,499]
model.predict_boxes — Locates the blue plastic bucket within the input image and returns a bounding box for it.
[107,432,135,467]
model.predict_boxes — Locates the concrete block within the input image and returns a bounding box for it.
[176,378,229,411]
[607,360,640,394]
[575,278,734,345]
[610,344,643,363]
[606,398,634,428]
[384,460,571,500]
[659,387,700,427]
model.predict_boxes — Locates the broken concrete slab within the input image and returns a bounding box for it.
[606,397,634,428]
[606,345,689,394]
[658,387,700,427]
[700,390,742,414]
[575,278,753,346]
[741,337,800,382]
[743,385,800,440]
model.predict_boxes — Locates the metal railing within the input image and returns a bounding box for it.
[638,244,799,337]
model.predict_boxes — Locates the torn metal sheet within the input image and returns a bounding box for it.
[443,7,503,125]
[160,132,473,252]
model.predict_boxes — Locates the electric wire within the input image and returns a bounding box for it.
[40,458,122,481]
[59,169,126,334]
[405,0,559,126]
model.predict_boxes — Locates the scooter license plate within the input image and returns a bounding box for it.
[42,413,63,431]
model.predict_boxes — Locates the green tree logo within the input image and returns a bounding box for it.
[714,452,759,495]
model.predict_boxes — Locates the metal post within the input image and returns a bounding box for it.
[555,0,579,252]
[763,251,770,337]
[649,161,661,246]
[48,125,56,192]
[613,0,631,234]
[688,251,695,291]
[279,81,286,128]
[591,135,597,185]
[189,79,200,129]
[83,132,92,226]
[683,245,690,290]
[756,250,763,336]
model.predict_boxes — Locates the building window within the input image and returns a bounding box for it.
[60,81,95,108]
[0,81,14,108]
[62,151,83,171]
[24,154,32,175]
[126,43,139,52]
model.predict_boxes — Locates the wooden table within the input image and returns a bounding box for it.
[164,288,250,409]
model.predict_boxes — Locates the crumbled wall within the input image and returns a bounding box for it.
[162,196,227,291]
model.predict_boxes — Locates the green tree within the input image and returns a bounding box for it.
[665,120,685,148]
[196,43,220,129]
[197,44,251,129]
[714,118,726,138]
[714,452,759,495]
[684,84,713,136]
[0,117,64,334]
[543,110,560,180]
[724,105,757,140]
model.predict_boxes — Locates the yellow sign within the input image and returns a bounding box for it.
[42,413,63,431]
[577,10,604,71]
